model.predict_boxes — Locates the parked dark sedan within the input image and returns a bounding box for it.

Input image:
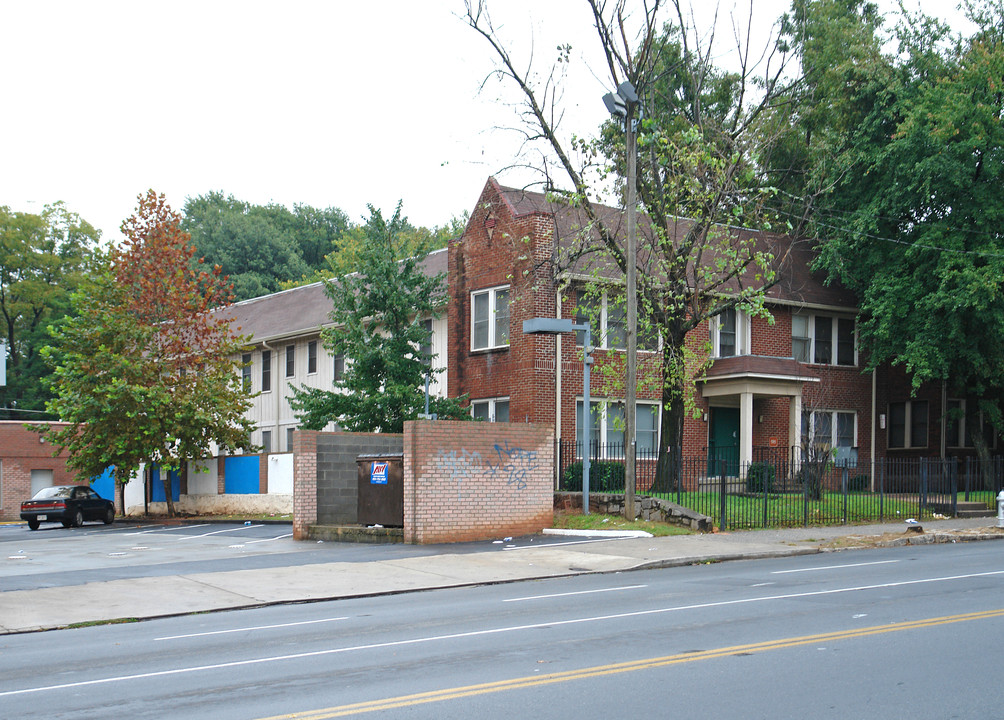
[20,485,116,530]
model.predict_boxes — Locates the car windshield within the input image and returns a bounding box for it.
[32,486,73,499]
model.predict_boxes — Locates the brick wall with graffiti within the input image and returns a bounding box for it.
[403,419,554,544]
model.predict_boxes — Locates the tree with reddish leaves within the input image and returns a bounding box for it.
[40,191,256,516]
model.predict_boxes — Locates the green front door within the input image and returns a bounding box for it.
[708,407,740,476]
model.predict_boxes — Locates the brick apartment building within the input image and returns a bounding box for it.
[449,178,988,484]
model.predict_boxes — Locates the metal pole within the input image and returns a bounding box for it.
[583,326,592,515]
[624,103,637,521]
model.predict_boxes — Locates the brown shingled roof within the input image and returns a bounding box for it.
[218,247,448,344]
[492,180,857,310]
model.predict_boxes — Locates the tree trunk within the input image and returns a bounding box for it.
[653,337,688,493]
[162,469,176,517]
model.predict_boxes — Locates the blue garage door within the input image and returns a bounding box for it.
[150,466,181,502]
[91,467,115,501]
[224,456,260,495]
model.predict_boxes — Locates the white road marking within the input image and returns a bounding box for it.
[505,585,648,602]
[155,616,350,641]
[771,560,900,574]
[245,533,293,544]
[4,568,1002,698]
[175,526,263,540]
[124,525,211,535]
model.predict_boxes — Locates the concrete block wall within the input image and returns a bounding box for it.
[314,431,404,528]
[404,419,554,544]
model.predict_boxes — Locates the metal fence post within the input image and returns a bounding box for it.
[841,463,849,524]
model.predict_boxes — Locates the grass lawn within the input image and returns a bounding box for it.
[650,490,952,529]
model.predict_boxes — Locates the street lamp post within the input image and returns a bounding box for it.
[603,81,639,520]
[523,317,593,514]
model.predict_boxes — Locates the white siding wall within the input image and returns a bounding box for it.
[241,319,448,446]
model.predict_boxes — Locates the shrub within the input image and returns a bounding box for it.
[561,460,625,493]
[848,475,870,492]
[746,462,777,493]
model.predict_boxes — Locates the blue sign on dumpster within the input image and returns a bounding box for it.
[371,461,389,485]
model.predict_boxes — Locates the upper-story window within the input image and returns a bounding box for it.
[241,353,252,391]
[471,286,509,351]
[261,349,272,392]
[575,289,658,351]
[711,307,749,358]
[285,344,295,378]
[793,313,856,366]
[333,354,345,382]
[307,341,317,374]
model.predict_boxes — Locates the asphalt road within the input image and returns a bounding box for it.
[0,521,613,591]
[1,541,1002,719]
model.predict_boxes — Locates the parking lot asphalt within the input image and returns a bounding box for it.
[1,516,1002,634]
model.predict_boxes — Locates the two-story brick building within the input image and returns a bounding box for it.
[448,177,991,486]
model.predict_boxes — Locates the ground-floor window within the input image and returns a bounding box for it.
[471,397,510,422]
[802,410,856,463]
[575,400,660,457]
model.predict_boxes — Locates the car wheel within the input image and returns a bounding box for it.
[73,509,84,528]
[28,519,40,531]
[103,507,115,525]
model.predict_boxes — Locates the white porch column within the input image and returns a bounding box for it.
[790,392,803,467]
[740,391,754,472]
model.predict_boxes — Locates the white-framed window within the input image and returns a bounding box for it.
[241,353,252,391]
[575,399,660,457]
[471,286,510,350]
[307,341,317,374]
[575,289,658,351]
[711,307,749,358]
[793,313,856,366]
[888,400,928,449]
[333,354,345,382]
[261,430,272,454]
[285,344,295,378]
[946,399,996,449]
[261,350,272,393]
[286,427,295,451]
[802,410,856,463]
[471,397,510,422]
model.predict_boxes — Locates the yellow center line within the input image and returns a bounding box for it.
[255,608,1004,720]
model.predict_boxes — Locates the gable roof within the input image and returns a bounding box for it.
[220,247,448,345]
[487,179,858,311]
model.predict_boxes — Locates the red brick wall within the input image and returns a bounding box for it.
[404,419,554,544]
[0,422,75,521]
[292,430,318,540]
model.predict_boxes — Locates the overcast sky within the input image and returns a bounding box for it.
[1,0,960,244]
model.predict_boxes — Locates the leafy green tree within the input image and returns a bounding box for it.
[181,192,350,300]
[466,0,798,487]
[40,191,256,514]
[789,0,1004,438]
[0,203,99,415]
[290,204,469,433]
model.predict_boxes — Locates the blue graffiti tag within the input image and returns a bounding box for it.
[487,440,538,490]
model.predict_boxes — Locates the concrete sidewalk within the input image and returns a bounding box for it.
[2,517,1001,634]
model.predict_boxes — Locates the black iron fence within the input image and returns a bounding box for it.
[556,440,1003,530]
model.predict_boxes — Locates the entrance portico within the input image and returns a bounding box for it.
[700,356,819,473]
